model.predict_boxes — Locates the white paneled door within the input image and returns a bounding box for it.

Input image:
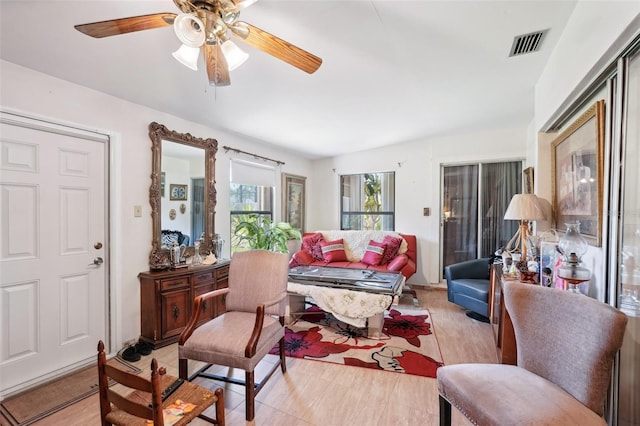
[0,114,108,396]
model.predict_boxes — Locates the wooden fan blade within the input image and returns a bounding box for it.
[234,0,258,9]
[230,21,322,74]
[205,44,231,87]
[74,13,176,38]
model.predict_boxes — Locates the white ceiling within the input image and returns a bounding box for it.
[0,1,577,159]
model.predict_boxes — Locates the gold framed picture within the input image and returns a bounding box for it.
[551,100,605,246]
[282,173,306,231]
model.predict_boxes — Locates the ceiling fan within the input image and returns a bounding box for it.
[74,0,322,87]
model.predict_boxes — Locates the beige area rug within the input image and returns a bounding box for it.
[0,357,141,426]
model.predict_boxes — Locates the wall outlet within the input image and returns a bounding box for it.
[134,205,142,217]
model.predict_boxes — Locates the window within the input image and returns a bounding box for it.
[340,172,395,230]
[229,159,275,253]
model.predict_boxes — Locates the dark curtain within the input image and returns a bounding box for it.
[191,178,205,243]
[480,162,522,257]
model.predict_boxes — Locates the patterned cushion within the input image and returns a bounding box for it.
[361,240,387,266]
[302,233,325,261]
[380,235,403,265]
[161,231,180,248]
[320,239,348,262]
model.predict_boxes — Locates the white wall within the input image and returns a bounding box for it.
[535,2,640,130]
[0,60,313,349]
[308,125,528,285]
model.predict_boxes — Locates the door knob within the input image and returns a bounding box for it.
[89,257,104,266]
[94,242,103,249]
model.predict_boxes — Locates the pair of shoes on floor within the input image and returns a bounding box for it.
[121,339,153,362]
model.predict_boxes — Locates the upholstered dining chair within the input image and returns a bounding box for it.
[178,250,289,421]
[96,340,225,426]
[437,281,627,426]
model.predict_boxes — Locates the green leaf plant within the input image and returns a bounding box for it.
[234,214,302,253]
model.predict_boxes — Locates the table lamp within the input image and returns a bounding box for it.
[504,194,545,260]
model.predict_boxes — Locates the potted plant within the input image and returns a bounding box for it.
[234,214,302,253]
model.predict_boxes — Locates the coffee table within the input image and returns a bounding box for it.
[287,266,405,338]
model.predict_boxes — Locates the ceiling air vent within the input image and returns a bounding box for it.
[509,29,548,57]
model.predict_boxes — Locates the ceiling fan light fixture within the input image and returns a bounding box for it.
[173,13,206,48]
[235,0,258,10]
[172,44,201,71]
[221,39,249,71]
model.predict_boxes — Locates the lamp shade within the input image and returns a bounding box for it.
[172,44,200,71]
[221,39,249,71]
[173,13,205,48]
[558,222,588,259]
[504,194,545,221]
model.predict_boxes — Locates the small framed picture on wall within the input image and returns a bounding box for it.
[169,184,188,201]
[282,173,306,231]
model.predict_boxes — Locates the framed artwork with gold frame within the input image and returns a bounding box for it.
[551,100,605,246]
[282,173,306,231]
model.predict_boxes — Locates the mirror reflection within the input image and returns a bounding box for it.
[160,141,205,249]
[148,122,217,270]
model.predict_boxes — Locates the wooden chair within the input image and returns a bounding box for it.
[178,250,289,421]
[96,340,225,426]
[437,282,628,425]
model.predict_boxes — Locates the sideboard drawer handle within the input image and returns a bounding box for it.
[172,304,180,320]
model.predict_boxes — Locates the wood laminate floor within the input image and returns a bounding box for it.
[31,287,497,426]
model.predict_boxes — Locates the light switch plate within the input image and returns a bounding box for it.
[423,207,430,216]
[134,205,142,217]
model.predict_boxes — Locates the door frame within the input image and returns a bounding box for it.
[0,107,120,391]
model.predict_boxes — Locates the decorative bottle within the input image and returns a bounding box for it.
[192,240,203,266]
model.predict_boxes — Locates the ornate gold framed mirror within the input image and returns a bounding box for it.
[148,122,217,269]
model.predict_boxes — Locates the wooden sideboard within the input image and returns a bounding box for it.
[138,261,230,348]
[489,265,517,365]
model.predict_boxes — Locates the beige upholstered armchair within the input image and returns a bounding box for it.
[178,250,289,422]
[437,281,627,425]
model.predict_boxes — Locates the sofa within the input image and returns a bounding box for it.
[444,257,491,321]
[289,230,417,280]
[161,229,190,248]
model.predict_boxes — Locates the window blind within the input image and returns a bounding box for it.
[230,158,276,187]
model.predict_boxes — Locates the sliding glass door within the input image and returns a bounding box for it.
[441,161,522,274]
[442,165,479,267]
[609,50,640,426]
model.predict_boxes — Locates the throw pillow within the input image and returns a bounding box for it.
[361,240,387,266]
[320,239,348,262]
[380,235,403,265]
[161,231,180,248]
[302,233,325,261]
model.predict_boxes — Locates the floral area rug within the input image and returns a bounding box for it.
[271,306,444,378]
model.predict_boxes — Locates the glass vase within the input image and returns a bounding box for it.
[192,240,203,266]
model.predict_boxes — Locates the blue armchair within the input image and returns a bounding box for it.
[444,258,491,322]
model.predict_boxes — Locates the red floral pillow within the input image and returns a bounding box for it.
[302,233,325,261]
[380,235,403,265]
[320,239,348,262]
[361,240,387,266]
